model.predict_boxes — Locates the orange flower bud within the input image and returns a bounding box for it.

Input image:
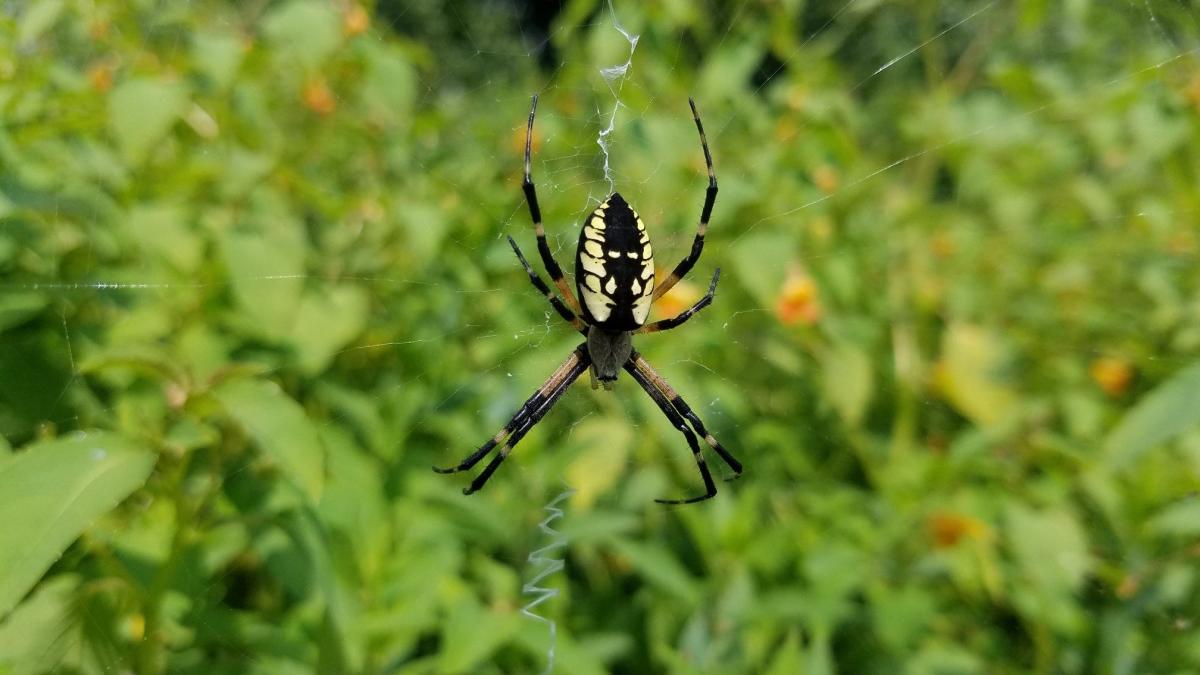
[343,4,370,36]
[812,165,839,194]
[927,512,988,549]
[775,268,822,326]
[1090,356,1133,397]
[303,78,336,115]
[87,61,114,92]
[654,279,701,320]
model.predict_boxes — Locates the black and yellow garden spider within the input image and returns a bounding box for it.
[435,95,743,504]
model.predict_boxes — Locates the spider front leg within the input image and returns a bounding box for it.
[637,268,720,335]
[522,94,584,317]
[434,345,590,494]
[653,97,718,301]
[507,236,586,334]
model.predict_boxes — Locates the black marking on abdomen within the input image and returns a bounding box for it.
[575,193,655,331]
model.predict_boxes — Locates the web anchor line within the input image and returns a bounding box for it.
[595,0,640,194]
[521,488,574,675]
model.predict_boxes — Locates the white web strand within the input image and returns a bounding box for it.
[596,0,639,194]
[850,1,996,91]
[521,488,574,675]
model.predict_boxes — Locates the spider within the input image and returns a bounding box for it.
[434,95,743,504]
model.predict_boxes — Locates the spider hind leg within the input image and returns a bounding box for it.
[435,345,590,493]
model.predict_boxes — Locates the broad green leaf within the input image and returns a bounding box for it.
[730,232,795,306]
[935,324,1018,426]
[361,43,417,123]
[0,293,45,334]
[218,212,306,343]
[1104,361,1200,468]
[291,285,369,375]
[1147,500,1200,538]
[0,432,154,617]
[439,600,519,674]
[820,343,872,426]
[0,575,79,671]
[399,203,448,268]
[1005,503,1090,596]
[107,78,189,164]
[566,418,632,510]
[262,0,342,70]
[213,379,324,500]
[610,540,701,605]
[763,631,804,675]
[125,202,202,273]
[192,31,245,90]
[17,0,64,46]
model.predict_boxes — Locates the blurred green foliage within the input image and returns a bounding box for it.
[2,0,1200,673]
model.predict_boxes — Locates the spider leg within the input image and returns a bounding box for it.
[523,94,584,317]
[624,359,717,504]
[434,345,590,494]
[653,97,717,301]
[637,268,719,335]
[507,236,586,334]
[629,351,743,478]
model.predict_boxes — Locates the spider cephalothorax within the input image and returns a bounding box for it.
[435,95,742,504]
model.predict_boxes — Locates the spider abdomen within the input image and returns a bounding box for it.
[575,192,655,331]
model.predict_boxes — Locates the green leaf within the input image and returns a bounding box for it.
[213,379,324,500]
[439,600,519,674]
[1005,503,1090,596]
[0,575,80,671]
[820,343,872,426]
[730,232,795,306]
[361,43,417,124]
[610,540,701,605]
[565,418,633,510]
[291,285,369,375]
[0,432,154,618]
[935,324,1019,426]
[192,31,245,90]
[262,0,342,70]
[1104,361,1200,468]
[17,0,65,46]
[107,78,189,164]
[0,293,46,335]
[125,202,202,273]
[1147,500,1200,538]
[218,211,306,342]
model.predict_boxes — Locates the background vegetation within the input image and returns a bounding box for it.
[2,0,1199,672]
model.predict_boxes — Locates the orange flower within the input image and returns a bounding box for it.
[1090,356,1133,396]
[931,231,955,258]
[775,267,821,325]
[654,279,701,320]
[511,121,540,155]
[87,61,114,92]
[303,78,336,115]
[927,512,988,549]
[812,165,839,194]
[343,4,370,36]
